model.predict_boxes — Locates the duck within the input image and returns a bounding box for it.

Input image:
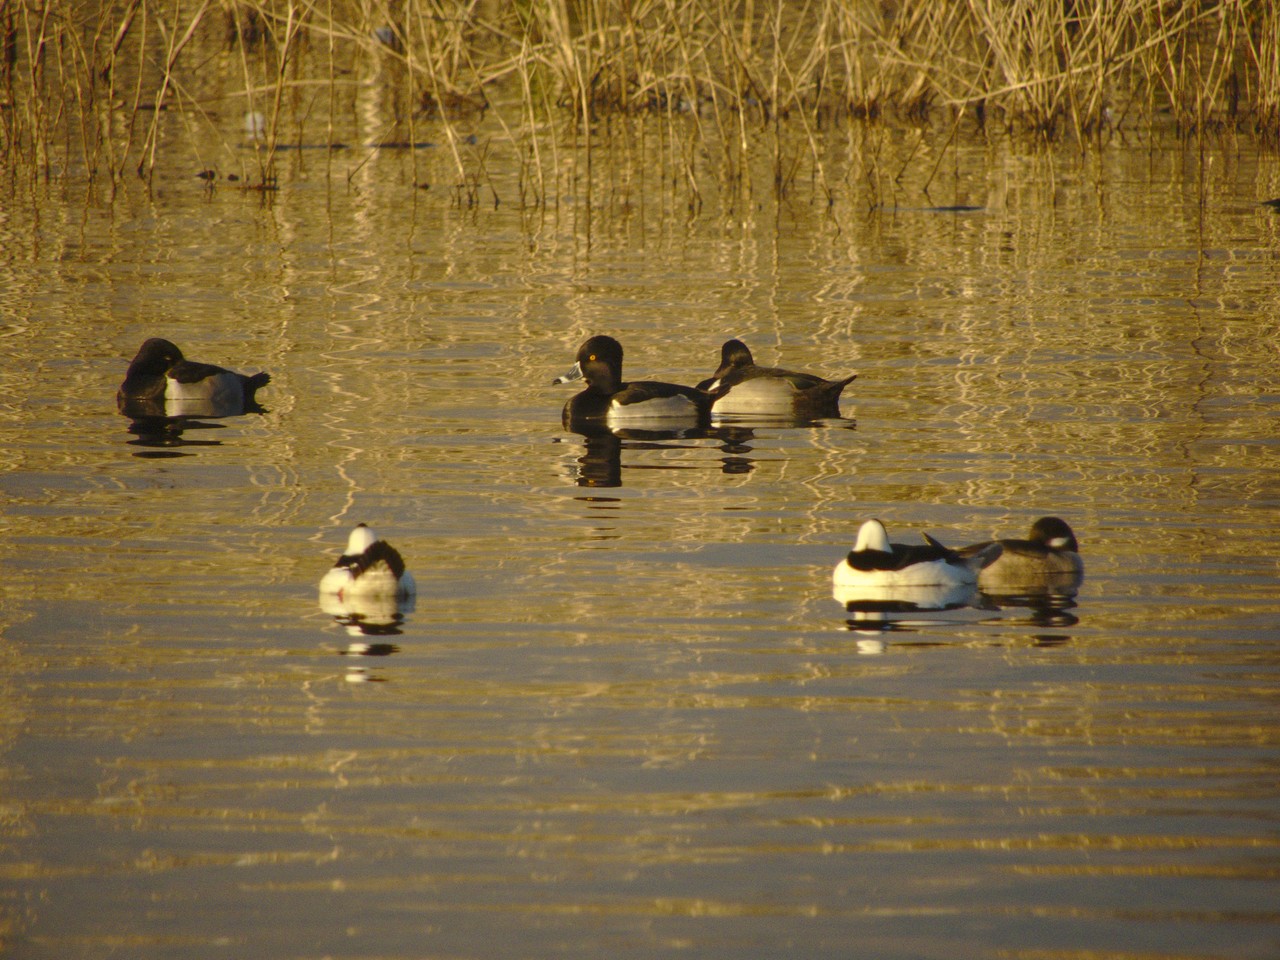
[117,338,270,414]
[553,335,715,423]
[958,516,1084,592]
[319,524,416,600]
[696,339,856,416]
[832,519,1002,589]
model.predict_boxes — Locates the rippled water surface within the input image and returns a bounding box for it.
[1,108,1279,959]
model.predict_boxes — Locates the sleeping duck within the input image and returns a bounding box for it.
[117,338,270,416]
[833,519,1001,589]
[319,524,416,600]
[958,516,1084,594]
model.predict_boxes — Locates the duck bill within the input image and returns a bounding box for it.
[552,361,585,385]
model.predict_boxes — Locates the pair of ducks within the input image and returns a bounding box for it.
[315,515,1083,605]
[554,334,856,421]
[834,516,1083,596]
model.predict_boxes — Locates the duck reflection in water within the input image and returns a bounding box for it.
[330,617,404,681]
[122,413,233,457]
[837,580,983,636]
[560,417,762,487]
[320,588,413,638]
[975,586,1081,634]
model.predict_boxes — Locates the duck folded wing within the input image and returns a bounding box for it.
[341,538,408,581]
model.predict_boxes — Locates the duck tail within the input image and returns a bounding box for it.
[925,532,1002,572]
[827,372,857,400]
[812,372,857,407]
[243,371,271,397]
[963,541,1003,571]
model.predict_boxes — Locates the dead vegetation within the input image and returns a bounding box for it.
[2,0,1277,204]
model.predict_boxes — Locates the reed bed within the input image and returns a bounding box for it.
[2,0,1277,205]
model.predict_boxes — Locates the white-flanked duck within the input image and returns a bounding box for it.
[959,516,1084,593]
[697,339,856,416]
[117,338,270,416]
[833,519,1001,590]
[554,335,715,423]
[319,524,416,600]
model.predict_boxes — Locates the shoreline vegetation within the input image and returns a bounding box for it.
[2,0,1278,207]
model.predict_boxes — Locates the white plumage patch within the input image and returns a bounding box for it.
[832,557,978,589]
[833,580,978,610]
[709,379,801,415]
[165,371,244,406]
[853,519,892,552]
[608,394,699,420]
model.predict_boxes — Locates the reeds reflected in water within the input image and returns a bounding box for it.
[5,0,1280,206]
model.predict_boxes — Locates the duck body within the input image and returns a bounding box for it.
[960,516,1083,592]
[117,338,271,415]
[554,335,714,423]
[319,524,416,600]
[697,339,855,416]
[833,519,1001,589]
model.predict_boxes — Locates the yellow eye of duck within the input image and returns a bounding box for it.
[588,354,597,361]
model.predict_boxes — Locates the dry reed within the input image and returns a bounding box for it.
[2,0,1277,205]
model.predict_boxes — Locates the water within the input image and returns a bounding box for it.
[1,104,1278,959]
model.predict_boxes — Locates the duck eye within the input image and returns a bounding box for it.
[588,354,597,361]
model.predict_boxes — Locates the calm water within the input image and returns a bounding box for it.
[1,100,1278,959]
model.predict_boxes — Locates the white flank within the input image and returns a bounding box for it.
[832,557,978,589]
[709,379,799,415]
[166,371,243,406]
[608,394,698,420]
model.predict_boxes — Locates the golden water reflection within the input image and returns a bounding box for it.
[1,119,1278,958]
